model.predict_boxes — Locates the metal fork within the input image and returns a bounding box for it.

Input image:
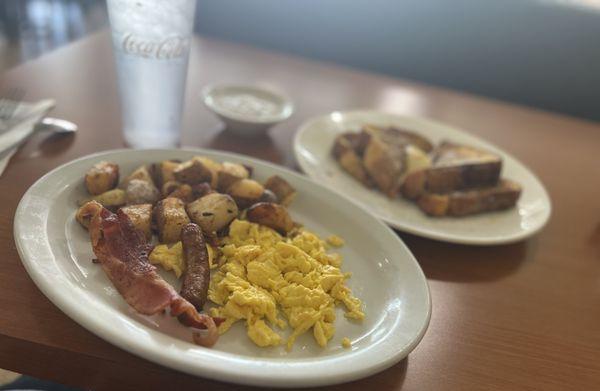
[0,87,26,124]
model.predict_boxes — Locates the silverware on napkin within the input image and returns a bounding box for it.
[0,99,56,176]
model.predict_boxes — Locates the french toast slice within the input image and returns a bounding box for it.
[332,133,373,187]
[362,124,434,153]
[360,125,433,197]
[362,134,406,197]
[417,179,522,217]
[402,141,502,199]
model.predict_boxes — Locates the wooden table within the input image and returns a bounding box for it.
[1,31,599,391]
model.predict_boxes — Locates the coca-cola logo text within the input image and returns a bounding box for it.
[121,33,190,59]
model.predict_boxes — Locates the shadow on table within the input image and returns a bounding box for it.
[401,233,535,283]
[0,375,82,391]
[588,222,600,260]
[203,124,283,164]
[159,357,408,391]
[22,130,76,160]
[325,358,408,391]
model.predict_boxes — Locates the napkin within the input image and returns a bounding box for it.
[0,99,56,176]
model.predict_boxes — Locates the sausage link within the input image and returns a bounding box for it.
[180,223,210,310]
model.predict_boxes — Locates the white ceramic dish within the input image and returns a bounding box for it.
[14,148,430,388]
[294,110,551,245]
[202,84,294,137]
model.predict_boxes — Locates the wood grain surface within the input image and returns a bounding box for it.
[1,31,599,390]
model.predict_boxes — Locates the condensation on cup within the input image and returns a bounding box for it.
[107,0,197,148]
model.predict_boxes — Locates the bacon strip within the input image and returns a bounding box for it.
[87,203,218,347]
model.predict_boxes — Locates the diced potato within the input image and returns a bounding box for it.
[217,162,249,191]
[151,160,181,188]
[194,157,222,189]
[258,189,278,203]
[264,175,297,206]
[173,158,213,186]
[75,200,103,229]
[119,204,153,239]
[191,183,213,199]
[126,179,160,205]
[162,181,182,198]
[79,188,127,209]
[85,161,119,195]
[121,165,155,189]
[153,197,190,243]
[246,202,294,234]
[186,193,238,234]
[161,181,193,202]
[226,179,264,209]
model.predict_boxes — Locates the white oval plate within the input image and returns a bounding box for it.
[14,148,430,388]
[294,110,551,245]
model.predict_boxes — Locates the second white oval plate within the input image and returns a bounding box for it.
[14,148,430,388]
[294,110,551,245]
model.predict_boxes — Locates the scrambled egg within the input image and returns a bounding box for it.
[341,337,352,348]
[326,235,345,248]
[149,242,215,277]
[208,219,364,350]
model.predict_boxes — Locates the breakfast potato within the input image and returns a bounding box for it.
[264,175,297,206]
[119,204,153,239]
[226,179,264,209]
[194,157,222,189]
[174,158,214,186]
[161,181,193,202]
[186,193,238,234]
[79,188,127,209]
[121,165,155,189]
[85,161,119,195]
[162,181,182,198]
[76,200,104,229]
[191,182,213,199]
[151,160,181,188]
[217,162,249,191]
[246,202,294,234]
[168,184,194,203]
[258,189,278,204]
[154,197,190,243]
[126,179,160,205]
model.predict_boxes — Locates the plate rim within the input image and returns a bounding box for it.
[13,147,431,387]
[293,109,552,245]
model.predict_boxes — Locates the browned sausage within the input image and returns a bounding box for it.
[180,223,210,310]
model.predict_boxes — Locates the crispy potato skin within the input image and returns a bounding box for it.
[152,160,180,188]
[186,193,238,233]
[119,204,153,239]
[161,181,182,198]
[173,159,213,186]
[191,183,213,199]
[85,161,119,195]
[226,179,264,209]
[161,181,193,202]
[258,189,278,204]
[153,197,190,243]
[246,202,294,234]
[263,175,297,206]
